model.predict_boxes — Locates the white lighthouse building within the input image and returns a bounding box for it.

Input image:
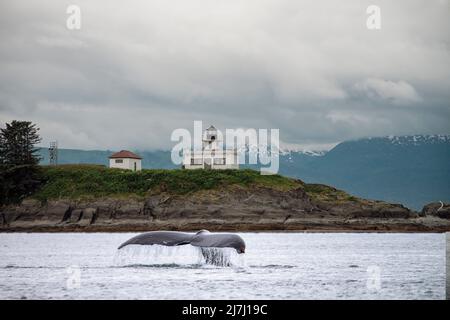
[183,125,239,170]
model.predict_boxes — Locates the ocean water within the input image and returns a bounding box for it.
[0,232,445,299]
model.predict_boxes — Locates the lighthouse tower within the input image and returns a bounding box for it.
[203,125,219,151]
[183,124,238,170]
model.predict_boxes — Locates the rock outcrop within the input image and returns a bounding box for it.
[422,202,450,219]
[2,185,449,232]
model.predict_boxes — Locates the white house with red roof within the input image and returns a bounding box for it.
[109,150,142,171]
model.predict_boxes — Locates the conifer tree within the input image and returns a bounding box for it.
[0,121,42,222]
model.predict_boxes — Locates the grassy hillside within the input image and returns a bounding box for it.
[33,165,302,201]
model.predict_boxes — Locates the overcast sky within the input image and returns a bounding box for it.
[0,0,449,151]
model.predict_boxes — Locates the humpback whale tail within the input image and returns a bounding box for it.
[118,230,246,254]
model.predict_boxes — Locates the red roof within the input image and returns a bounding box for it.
[109,150,142,159]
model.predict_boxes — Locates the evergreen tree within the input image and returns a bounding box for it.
[0,121,42,224]
[0,120,41,166]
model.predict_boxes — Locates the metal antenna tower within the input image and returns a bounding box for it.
[49,141,58,166]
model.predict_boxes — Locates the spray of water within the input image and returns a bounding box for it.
[200,247,243,267]
[114,244,245,268]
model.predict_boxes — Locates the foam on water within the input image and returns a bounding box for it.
[113,244,245,267]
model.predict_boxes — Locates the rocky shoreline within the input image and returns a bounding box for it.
[2,185,449,233]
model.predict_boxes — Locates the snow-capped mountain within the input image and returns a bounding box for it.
[367,134,450,145]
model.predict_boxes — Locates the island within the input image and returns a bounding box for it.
[1,165,449,232]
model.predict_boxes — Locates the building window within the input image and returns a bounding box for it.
[115,159,123,164]
[191,158,203,165]
[213,158,226,165]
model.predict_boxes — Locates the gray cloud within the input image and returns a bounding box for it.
[0,0,449,151]
[353,78,421,105]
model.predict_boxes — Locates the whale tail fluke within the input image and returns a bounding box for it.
[118,230,246,254]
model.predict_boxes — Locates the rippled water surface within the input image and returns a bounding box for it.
[0,233,445,299]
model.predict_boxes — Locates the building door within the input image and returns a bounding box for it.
[204,158,211,169]
[134,162,137,171]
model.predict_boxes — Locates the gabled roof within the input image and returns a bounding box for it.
[109,150,142,159]
[206,125,217,131]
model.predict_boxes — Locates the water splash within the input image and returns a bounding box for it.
[114,244,245,268]
[200,247,245,267]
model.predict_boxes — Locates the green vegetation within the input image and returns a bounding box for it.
[303,183,361,203]
[30,164,365,205]
[32,165,301,201]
